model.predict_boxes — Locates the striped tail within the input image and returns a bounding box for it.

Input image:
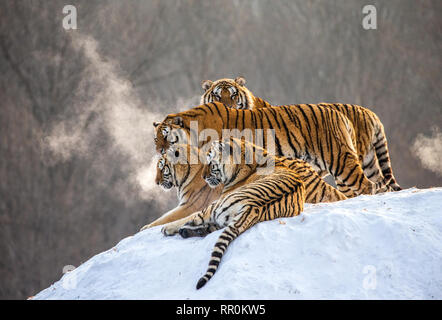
[196,225,239,290]
[373,125,402,191]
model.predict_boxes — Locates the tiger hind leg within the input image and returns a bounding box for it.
[387,178,402,191]
[373,126,402,191]
[333,150,386,197]
[361,148,390,194]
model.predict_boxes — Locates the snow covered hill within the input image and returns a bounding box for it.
[34,188,442,300]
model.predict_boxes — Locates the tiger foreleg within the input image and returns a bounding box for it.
[140,204,196,231]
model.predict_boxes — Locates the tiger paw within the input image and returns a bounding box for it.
[140,224,152,232]
[178,226,210,238]
[359,180,376,196]
[161,225,179,236]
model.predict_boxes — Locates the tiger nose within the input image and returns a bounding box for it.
[220,92,235,107]
[201,167,209,180]
[221,91,231,101]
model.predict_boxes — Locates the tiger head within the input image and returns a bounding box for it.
[202,141,224,187]
[200,77,254,110]
[155,144,201,190]
[153,116,188,154]
[155,155,174,190]
[202,138,255,188]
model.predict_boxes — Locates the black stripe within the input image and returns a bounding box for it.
[341,165,358,183]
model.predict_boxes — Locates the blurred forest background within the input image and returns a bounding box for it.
[0,0,441,299]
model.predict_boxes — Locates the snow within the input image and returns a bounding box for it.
[34,188,442,300]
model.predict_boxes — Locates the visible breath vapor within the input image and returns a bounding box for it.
[411,127,442,177]
[42,33,182,210]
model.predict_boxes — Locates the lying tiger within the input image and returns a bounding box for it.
[153,101,389,197]
[163,138,309,289]
[201,77,401,194]
[142,138,346,230]
[140,145,223,230]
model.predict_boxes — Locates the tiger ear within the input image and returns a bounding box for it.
[153,121,161,128]
[234,76,246,86]
[201,80,213,91]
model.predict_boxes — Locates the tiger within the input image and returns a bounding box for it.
[153,101,388,197]
[139,149,222,230]
[164,138,307,289]
[200,77,401,193]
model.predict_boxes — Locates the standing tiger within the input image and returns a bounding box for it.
[140,148,222,230]
[153,101,388,197]
[200,77,401,194]
[164,138,306,289]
